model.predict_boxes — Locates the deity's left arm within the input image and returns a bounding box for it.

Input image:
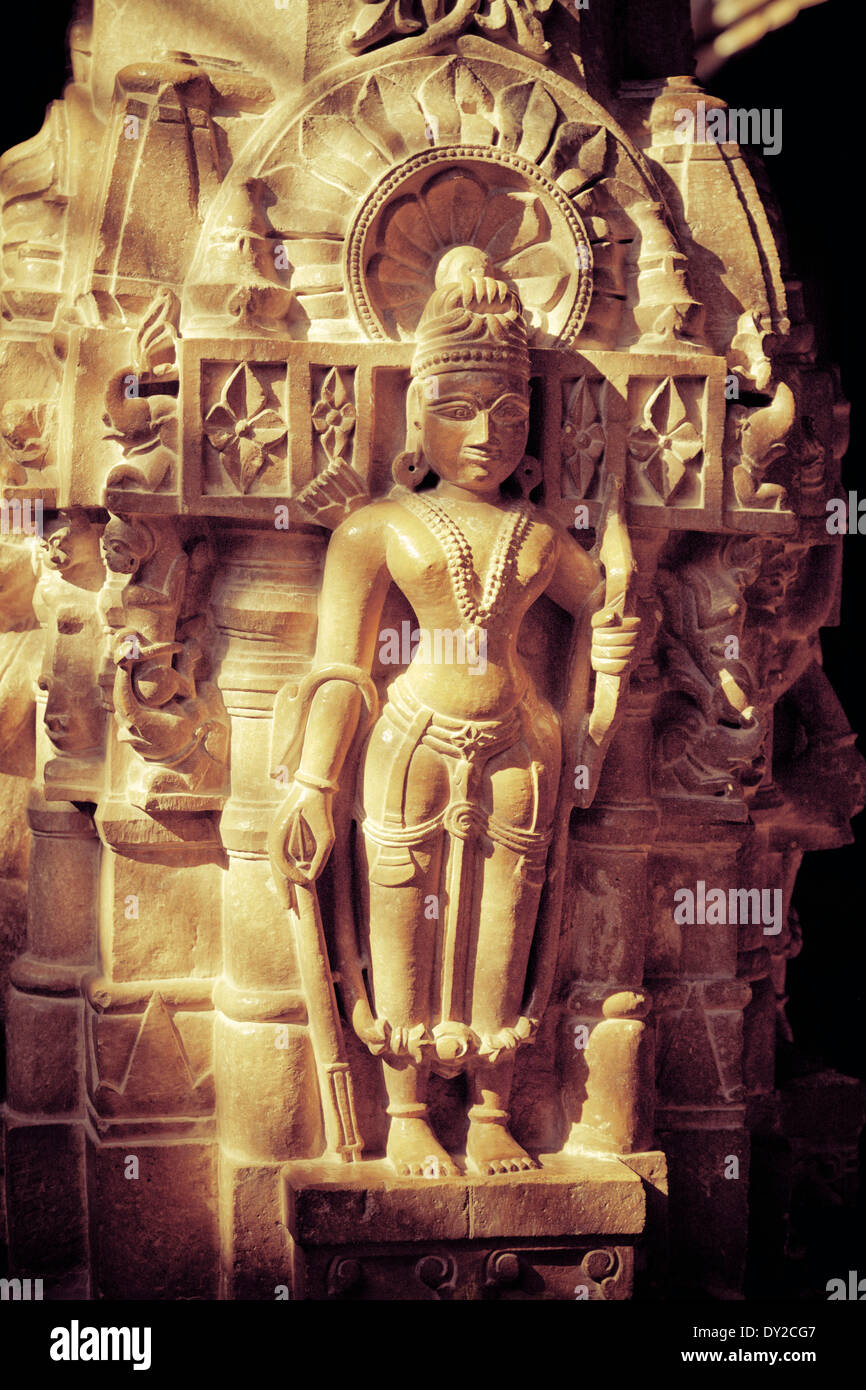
[520,523,639,1028]
[516,528,599,1029]
[543,528,603,745]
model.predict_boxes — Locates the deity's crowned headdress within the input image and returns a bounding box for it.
[411,246,531,381]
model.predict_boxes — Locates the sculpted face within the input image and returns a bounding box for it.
[101,520,146,575]
[41,517,98,575]
[102,538,139,575]
[42,525,74,572]
[416,369,529,493]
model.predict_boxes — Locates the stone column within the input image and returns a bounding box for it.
[4,791,97,1299]
[649,818,753,1298]
[211,525,325,1299]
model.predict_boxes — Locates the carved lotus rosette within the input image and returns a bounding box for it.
[184,53,696,352]
[629,378,703,505]
[347,146,592,342]
[561,376,605,498]
[203,361,288,495]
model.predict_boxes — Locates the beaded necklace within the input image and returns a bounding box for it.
[399,490,533,632]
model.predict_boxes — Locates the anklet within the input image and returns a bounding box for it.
[468,1105,509,1123]
[387,1102,429,1119]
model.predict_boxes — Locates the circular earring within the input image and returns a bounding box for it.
[392,446,426,489]
[513,454,542,498]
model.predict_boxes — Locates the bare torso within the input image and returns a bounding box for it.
[381,491,560,720]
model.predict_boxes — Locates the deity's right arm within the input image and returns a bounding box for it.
[278,504,391,790]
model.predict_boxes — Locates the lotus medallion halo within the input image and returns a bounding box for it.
[347,146,593,345]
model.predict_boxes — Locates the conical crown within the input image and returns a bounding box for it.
[412,246,531,381]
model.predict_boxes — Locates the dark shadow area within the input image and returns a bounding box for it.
[710,4,866,1299]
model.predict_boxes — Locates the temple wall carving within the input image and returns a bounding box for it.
[0,0,860,1301]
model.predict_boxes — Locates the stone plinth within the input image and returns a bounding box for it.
[283,1153,660,1299]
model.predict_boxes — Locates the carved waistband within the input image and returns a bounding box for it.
[385,672,525,763]
[355,673,552,883]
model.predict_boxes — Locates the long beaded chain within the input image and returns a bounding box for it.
[400,491,533,631]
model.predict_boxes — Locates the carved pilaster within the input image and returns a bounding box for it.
[211,527,324,1297]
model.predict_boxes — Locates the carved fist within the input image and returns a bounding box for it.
[589,608,641,677]
[478,1015,538,1064]
[269,782,335,887]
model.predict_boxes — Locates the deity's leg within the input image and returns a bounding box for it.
[469,839,543,1035]
[466,1053,538,1175]
[464,720,559,1175]
[380,1057,457,1177]
[362,854,458,1176]
[469,715,559,1039]
[465,839,543,1174]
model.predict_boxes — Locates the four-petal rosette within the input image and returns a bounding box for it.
[203,362,287,494]
[628,377,703,504]
[561,377,605,498]
[312,368,357,466]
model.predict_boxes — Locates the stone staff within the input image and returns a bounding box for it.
[269,665,379,1162]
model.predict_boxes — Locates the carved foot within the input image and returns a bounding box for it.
[466,1119,538,1176]
[386,1116,459,1179]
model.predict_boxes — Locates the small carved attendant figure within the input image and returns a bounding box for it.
[100,514,188,648]
[0,400,50,485]
[33,511,106,786]
[272,248,640,1176]
[98,516,228,811]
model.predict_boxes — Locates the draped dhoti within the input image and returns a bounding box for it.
[354,672,560,1072]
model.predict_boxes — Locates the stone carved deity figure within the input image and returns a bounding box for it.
[271,248,640,1176]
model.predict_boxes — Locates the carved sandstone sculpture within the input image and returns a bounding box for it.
[270,248,639,1175]
[0,0,860,1303]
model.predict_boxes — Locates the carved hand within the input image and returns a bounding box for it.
[589,607,641,676]
[478,1015,538,1063]
[269,782,336,887]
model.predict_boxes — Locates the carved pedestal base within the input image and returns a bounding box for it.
[283,1153,665,1301]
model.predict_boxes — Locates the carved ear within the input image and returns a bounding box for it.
[405,378,423,437]
[513,454,541,498]
[392,447,426,490]
[394,379,427,488]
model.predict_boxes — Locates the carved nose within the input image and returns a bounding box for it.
[467,410,492,444]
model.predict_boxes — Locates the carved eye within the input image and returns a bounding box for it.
[437,403,474,421]
[491,404,528,425]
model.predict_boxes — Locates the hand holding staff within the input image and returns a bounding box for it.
[575,475,640,806]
